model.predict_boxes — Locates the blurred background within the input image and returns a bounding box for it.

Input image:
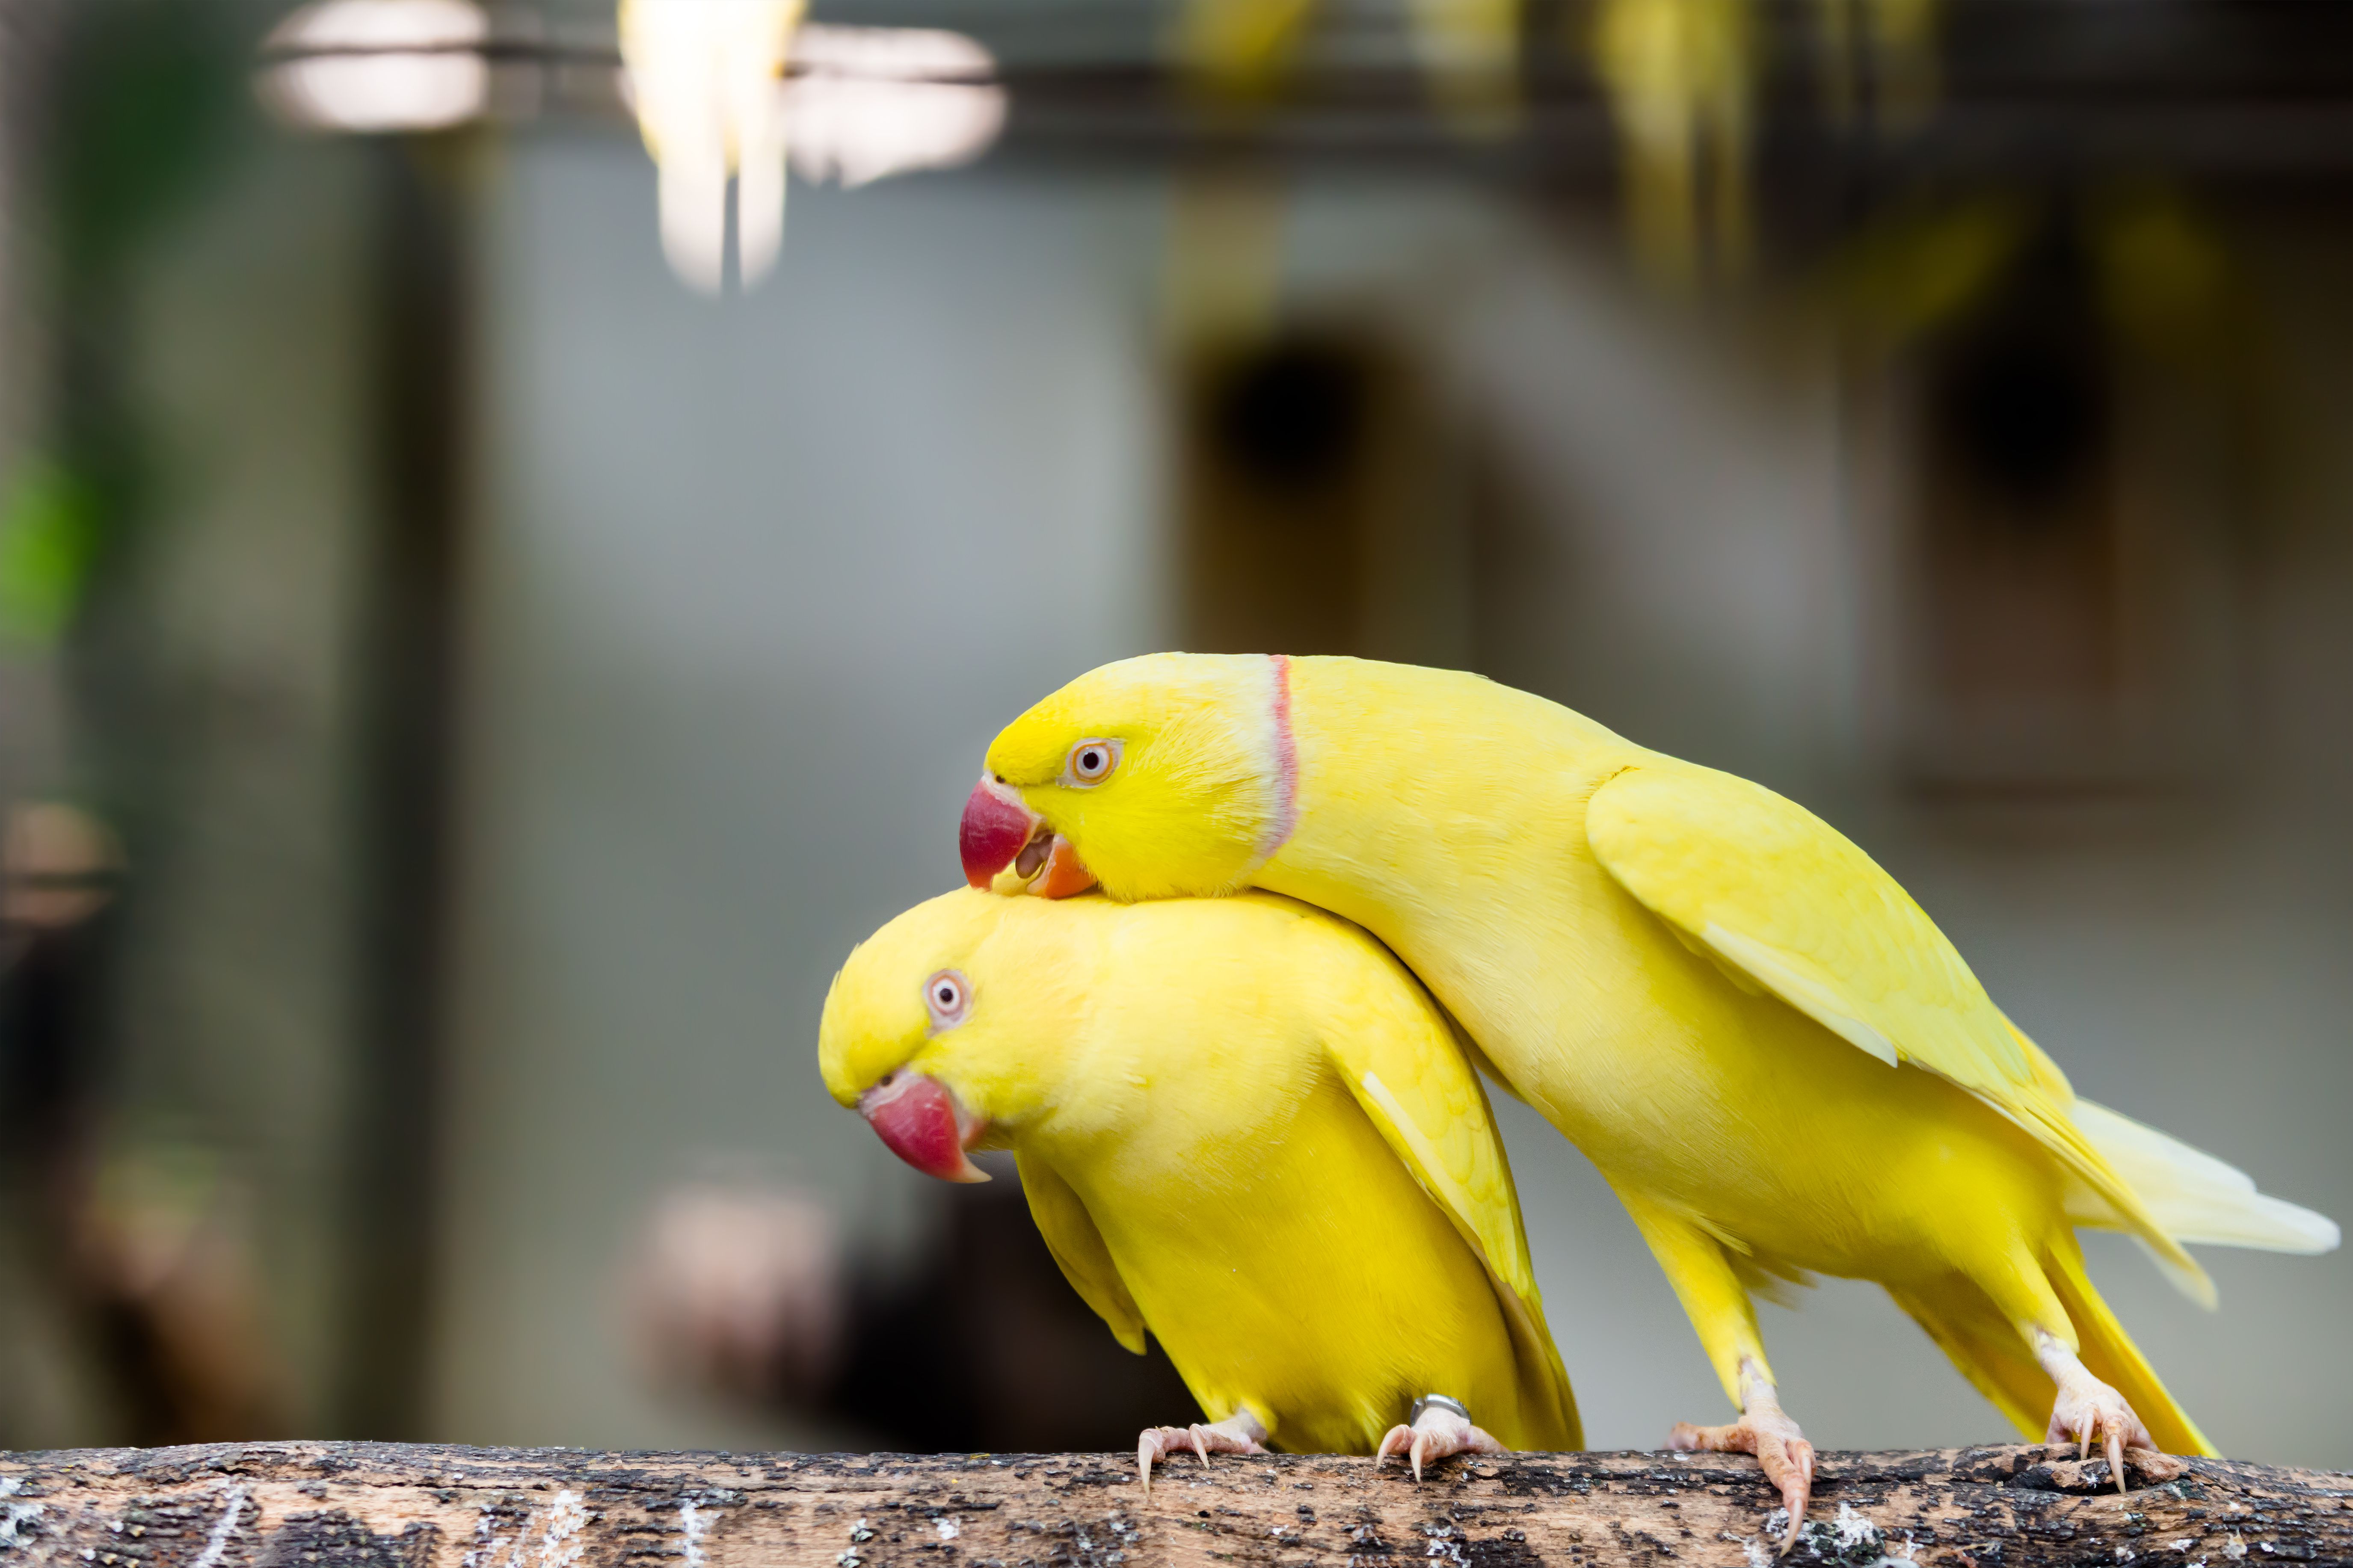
[0,0,2347,1467]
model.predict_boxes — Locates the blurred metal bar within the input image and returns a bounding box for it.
[336,136,476,1442]
[262,0,2352,183]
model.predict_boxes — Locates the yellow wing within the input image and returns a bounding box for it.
[1586,762,2211,1305]
[1016,1150,1147,1354]
[1313,926,1584,1447]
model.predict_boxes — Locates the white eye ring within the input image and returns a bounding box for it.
[1064,739,1120,787]
[924,969,970,1030]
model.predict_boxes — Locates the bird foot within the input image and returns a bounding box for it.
[2033,1328,2181,1494]
[1377,1394,1505,1482]
[1138,1410,1268,1492]
[2040,1346,2164,1493]
[1670,1388,1814,1554]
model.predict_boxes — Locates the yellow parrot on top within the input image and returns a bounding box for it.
[957,654,2337,1543]
[819,886,1581,1481]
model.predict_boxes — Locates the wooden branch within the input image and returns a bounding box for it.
[1,1442,2347,1568]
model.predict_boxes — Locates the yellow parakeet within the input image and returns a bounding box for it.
[819,886,1582,1479]
[958,654,2337,1541]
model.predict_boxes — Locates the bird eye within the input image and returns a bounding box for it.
[924,969,970,1030]
[1065,739,1120,786]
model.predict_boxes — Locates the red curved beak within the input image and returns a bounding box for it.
[958,776,1096,899]
[859,1071,990,1183]
[959,776,1034,889]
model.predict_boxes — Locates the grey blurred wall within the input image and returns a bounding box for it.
[435,130,2352,1464]
[434,137,1171,1448]
[0,131,376,1446]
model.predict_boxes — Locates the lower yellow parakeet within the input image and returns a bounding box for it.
[957,654,2337,1542]
[818,887,1581,1479]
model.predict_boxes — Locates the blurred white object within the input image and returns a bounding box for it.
[254,0,1002,292]
[619,0,806,294]
[628,1183,843,1400]
[786,24,1006,191]
[1,801,121,933]
[618,7,1006,293]
[258,0,490,133]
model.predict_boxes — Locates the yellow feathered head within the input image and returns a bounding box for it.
[820,888,1088,1183]
[960,652,1288,903]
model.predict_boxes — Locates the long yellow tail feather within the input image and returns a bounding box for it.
[1890,1245,2217,1458]
[2045,1240,2217,1458]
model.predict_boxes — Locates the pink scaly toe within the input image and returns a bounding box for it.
[1137,1410,1268,1493]
[1376,1395,1506,1483]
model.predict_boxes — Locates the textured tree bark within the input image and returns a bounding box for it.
[0,1442,2347,1568]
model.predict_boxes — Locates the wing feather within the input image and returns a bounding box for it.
[1314,927,1583,1446]
[1587,762,2210,1304]
[1016,1150,1148,1354]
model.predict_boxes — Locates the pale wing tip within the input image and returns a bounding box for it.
[2237,1197,2341,1255]
[2137,1201,2338,1310]
[2136,1236,2221,1311]
[2162,1195,2340,1256]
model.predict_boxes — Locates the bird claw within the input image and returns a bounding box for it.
[1377,1399,1505,1483]
[1137,1412,1268,1493]
[1670,1407,1815,1554]
[2045,1372,2160,1495]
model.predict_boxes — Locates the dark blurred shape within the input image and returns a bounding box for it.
[1212,337,1369,494]
[1,802,286,1445]
[629,1178,1199,1451]
[1938,336,2104,514]
[839,1180,1202,1451]
[1917,224,2121,711]
[71,1144,289,1444]
[1179,320,1486,669]
[1182,329,1384,656]
[1,804,120,1175]
[1929,231,2112,522]
[1839,189,2261,799]
[336,137,475,1445]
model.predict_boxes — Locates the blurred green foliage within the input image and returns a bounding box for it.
[18,0,247,643]
[0,459,101,647]
[52,0,246,285]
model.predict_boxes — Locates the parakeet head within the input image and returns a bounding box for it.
[960,652,1292,902]
[820,888,1087,1183]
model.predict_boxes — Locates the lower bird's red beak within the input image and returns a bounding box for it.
[859,1071,990,1183]
[958,776,1096,898]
